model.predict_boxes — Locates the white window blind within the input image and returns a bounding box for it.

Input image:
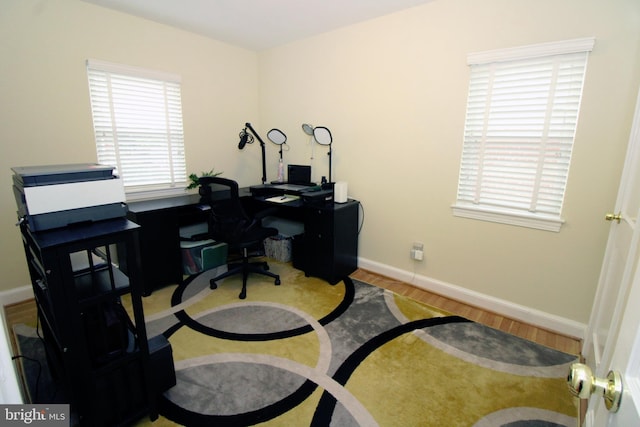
[86,60,186,195]
[454,38,594,232]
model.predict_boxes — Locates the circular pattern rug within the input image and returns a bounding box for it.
[137,262,578,426]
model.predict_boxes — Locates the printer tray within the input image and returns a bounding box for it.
[24,203,127,232]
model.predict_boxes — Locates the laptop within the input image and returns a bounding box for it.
[287,165,311,185]
[271,165,313,192]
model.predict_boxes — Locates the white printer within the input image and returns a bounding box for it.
[12,163,127,232]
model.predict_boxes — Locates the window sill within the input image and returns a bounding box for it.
[125,186,188,202]
[451,204,564,232]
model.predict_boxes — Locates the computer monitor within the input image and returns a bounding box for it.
[287,164,311,185]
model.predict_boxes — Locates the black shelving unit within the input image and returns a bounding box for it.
[20,217,157,426]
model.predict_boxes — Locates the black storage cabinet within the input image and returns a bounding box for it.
[298,199,359,284]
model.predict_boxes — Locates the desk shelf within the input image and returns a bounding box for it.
[72,267,131,308]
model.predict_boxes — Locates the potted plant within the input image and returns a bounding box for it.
[186,169,223,196]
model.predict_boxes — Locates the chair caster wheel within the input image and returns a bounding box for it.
[275,278,281,286]
[210,280,217,290]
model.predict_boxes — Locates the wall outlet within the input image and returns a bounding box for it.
[411,242,424,261]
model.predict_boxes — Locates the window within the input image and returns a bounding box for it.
[453,38,595,232]
[86,60,187,198]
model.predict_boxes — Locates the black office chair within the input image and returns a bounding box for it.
[199,176,281,299]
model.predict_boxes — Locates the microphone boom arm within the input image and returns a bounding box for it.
[245,122,267,184]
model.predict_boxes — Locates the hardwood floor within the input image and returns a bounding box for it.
[350,268,583,356]
[3,268,582,358]
[4,267,583,423]
[3,297,39,362]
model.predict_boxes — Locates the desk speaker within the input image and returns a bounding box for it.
[335,181,348,203]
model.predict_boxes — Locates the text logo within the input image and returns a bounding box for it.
[1,405,69,426]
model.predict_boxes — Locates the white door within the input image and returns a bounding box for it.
[582,88,640,426]
[594,271,640,426]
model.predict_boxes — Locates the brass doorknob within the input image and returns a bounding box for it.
[605,212,622,223]
[567,363,623,412]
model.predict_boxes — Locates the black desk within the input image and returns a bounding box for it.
[127,188,359,294]
[127,194,205,295]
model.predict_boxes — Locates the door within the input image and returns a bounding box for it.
[582,88,640,426]
[594,270,640,426]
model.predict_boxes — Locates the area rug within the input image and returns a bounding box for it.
[136,262,579,426]
[12,261,579,426]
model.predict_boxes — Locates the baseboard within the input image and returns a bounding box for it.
[357,257,586,340]
[2,263,587,338]
[0,284,34,308]
[0,284,32,404]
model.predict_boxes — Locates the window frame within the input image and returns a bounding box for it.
[452,38,595,232]
[86,59,187,201]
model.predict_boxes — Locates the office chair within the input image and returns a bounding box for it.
[199,176,281,299]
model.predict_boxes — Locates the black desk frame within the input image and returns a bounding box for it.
[127,187,359,294]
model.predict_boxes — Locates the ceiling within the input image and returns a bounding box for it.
[82,0,434,51]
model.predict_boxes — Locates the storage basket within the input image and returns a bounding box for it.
[263,234,292,262]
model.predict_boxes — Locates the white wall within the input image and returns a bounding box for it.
[1,0,639,331]
[0,0,262,290]
[258,0,640,326]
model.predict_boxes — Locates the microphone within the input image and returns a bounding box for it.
[238,128,249,149]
